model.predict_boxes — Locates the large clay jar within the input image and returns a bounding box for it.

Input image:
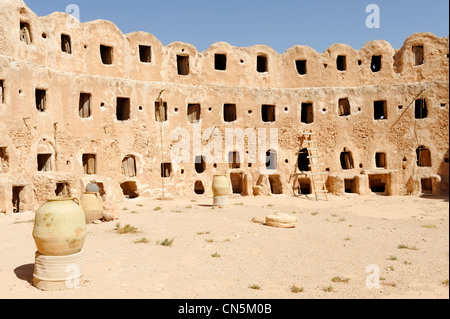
[33,197,87,256]
[80,192,103,224]
[212,175,230,207]
[212,175,230,196]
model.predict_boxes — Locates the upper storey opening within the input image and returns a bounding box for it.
[257,54,268,73]
[177,55,190,75]
[20,21,32,44]
[337,55,347,71]
[139,45,152,63]
[412,45,424,66]
[100,45,114,65]
[61,34,72,54]
[215,54,227,71]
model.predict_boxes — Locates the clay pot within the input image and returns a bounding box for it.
[80,192,103,224]
[85,181,100,193]
[33,197,87,256]
[212,175,230,207]
[212,175,230,196]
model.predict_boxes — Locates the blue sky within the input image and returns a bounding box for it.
[24,0,449,53]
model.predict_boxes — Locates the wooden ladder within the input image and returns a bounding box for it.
[303,131,329,201]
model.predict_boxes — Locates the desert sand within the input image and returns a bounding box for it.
[0,194,448,300]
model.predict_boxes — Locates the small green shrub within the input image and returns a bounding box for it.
[159,238,174,247]
[290,285,304,293]
[115,223,137,234]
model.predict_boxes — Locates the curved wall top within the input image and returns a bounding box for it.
[0,1,449,89]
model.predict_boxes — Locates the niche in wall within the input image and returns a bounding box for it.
[177,55,190,75]
[79,93,92,118]
[116,97,131,121]
[155,101,168,122]
[215,54,227,71]
[139,45,152,63]
[262,105,276,122]
[412,45,424,66]
[187,104,201,123]
[371,55,382,72]
[257,54,268,73]
[301,103,314,124]
[100,45,113,65]
[61,34,72,54]
[414,98,428,119]
[296,60,307,75]
[224,104,237,122]
[337,55,347,71]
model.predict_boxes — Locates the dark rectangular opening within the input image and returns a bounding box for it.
[0,147,8,174]
[100,45,113,65]
[79,93,91,118]
[369,174,387,194]
[412,45,424,66]
[20,21,31,44]
[375,152,387,168]
[266,150,278,170]
[194,181,205,195]
[83,154,97,175]
[416,146,432,167]
[301,103,314,124]
[35,89,46,112]
[215,54,227,71]
[421,178,433,195]
[155,101,168,122]
[257,55,268,73]
[161,163,172,178]
[262,104,276,122]
[231,173,243,194]
[374,100,387,120]
[177,55,190,75]
[37,154,52,172]
[195,155,206,174]
[116,97,131,121]
[337,55,347,71]
[414,98,428,119]
[340,149,354,170]
[296,60,307,75]
[224,104,237,122]
[228,152,241,169]
[297,148,310,172]
[61,34,72,54]
[121,181,139,199]
[269,175,283,195]
[371,55,382,72]
[0,80,4,103]
[139,45,152,63]
[338,98,351,116]
[12,186,24,213]
[187,104,201,123]
[345,179,357,194]
[298,178,311,195]
[55,182,70,197]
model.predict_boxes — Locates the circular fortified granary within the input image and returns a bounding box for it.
[0,0,449,213]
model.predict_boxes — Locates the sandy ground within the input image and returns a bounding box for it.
[0,194,448,299]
